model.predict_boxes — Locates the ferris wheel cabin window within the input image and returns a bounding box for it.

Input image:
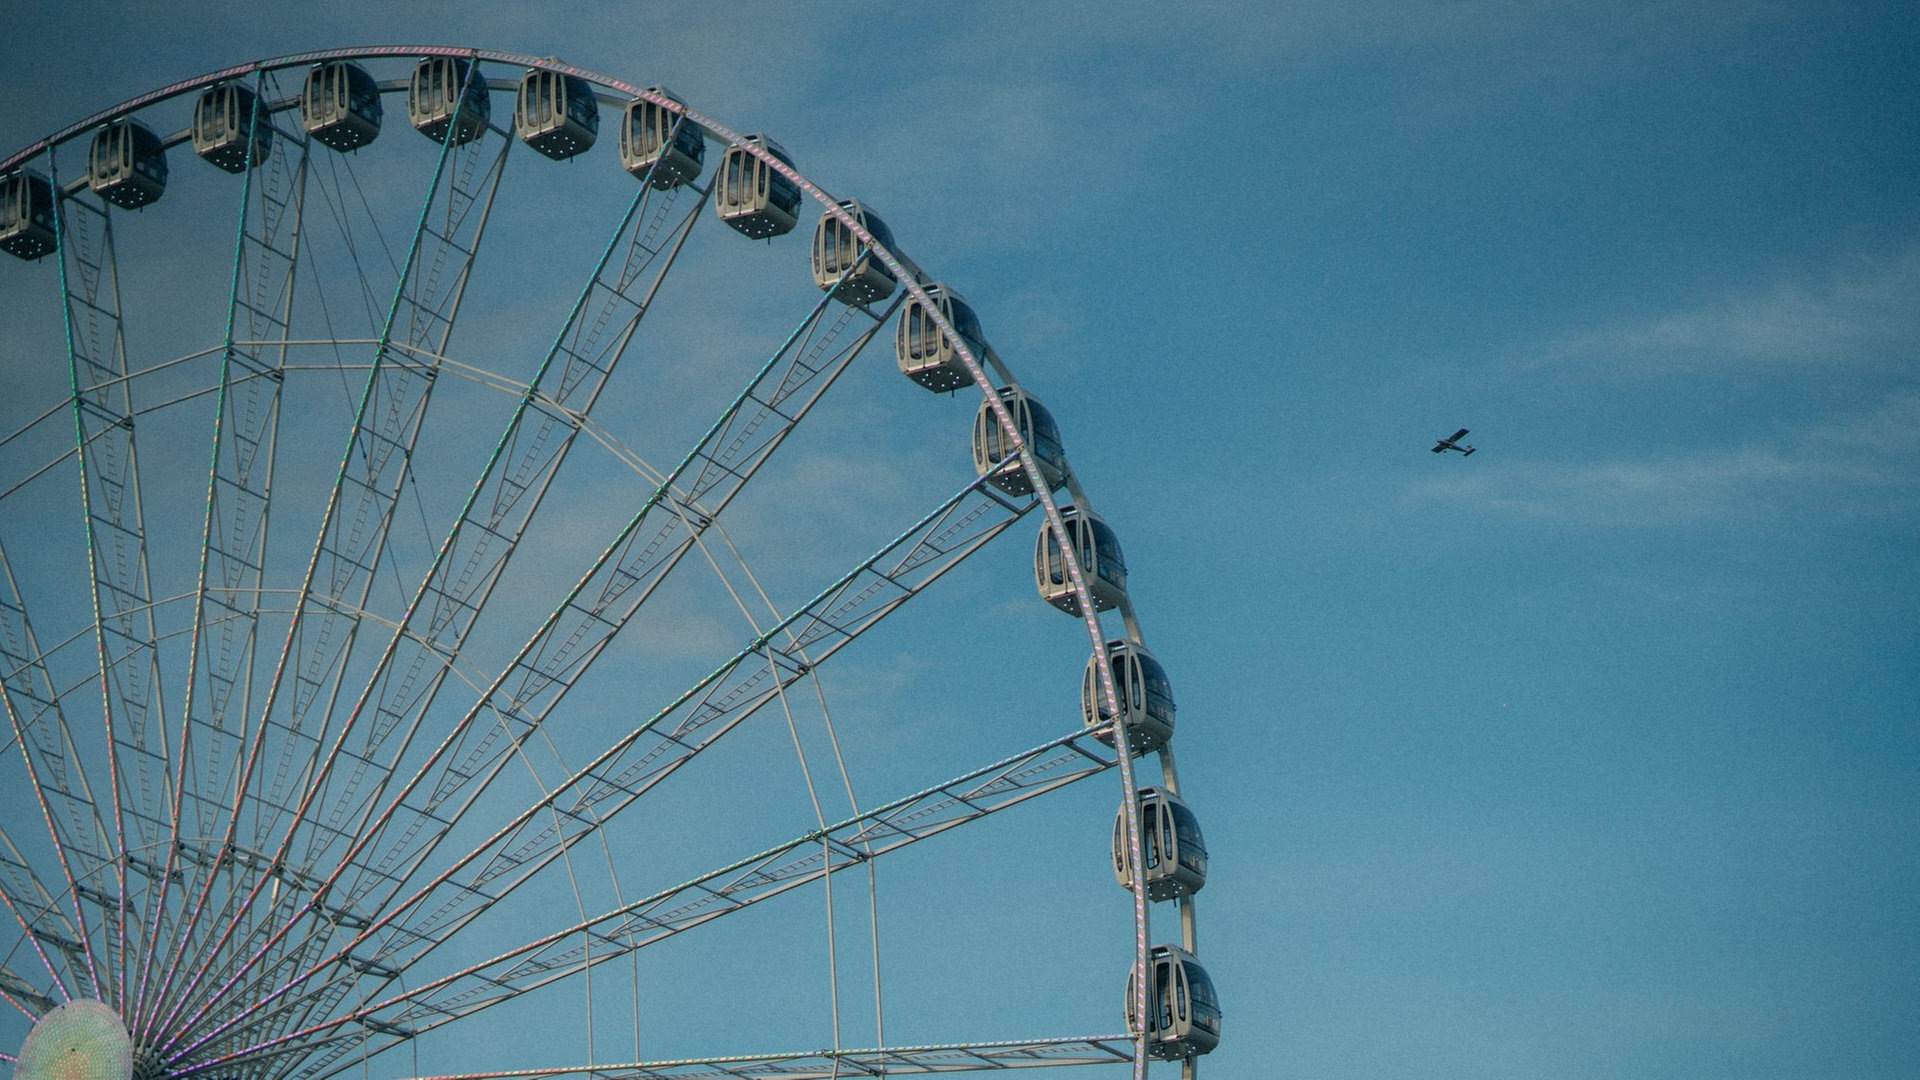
[619,89,703,188]
[715,135,800,239]
[87,120,167,209]
[1035,507,1127,616]
[0,171,57,260]
[192,83,272,172]
[1082,639,1174,754]
[972,386,1066,495]
[515,69,599,160]
[895,285,988,392]
[810,198,896,305]
[303,61,382,152]
[409,57,490,146]
[1142,799,1164,871]
[1171,798,1208,881]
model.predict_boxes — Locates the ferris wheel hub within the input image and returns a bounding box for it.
[12,1000,134,1080]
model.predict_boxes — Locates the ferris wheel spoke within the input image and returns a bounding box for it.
[0,824,84,1006]
[141,112,353,1038]
[190,725,1117,1078]
[49,158,178,1010]
[320,1037,1138,1080]
[138,86,335,1044]
[237,121,513,857]
[294,284,892,938]
[152,117,517,1054]
[188,474,1038,1065]
[284,172,711,886]
[183,173,717,1057]
[136,87,315,1040]
[0,541,122,946]
[350,727,1116,1049]
[2,958,63,1017]
[290,1029,1138,1080]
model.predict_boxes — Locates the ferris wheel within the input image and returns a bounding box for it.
[0,48,1218,1080]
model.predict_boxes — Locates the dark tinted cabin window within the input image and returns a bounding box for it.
[1142,801,1162,868]
[1145,665,1172,707]
[828,220,856,269]
[952,299,982,342]
[1095,528,1124,584]
[910,305,933,355]
[770,174,799,214]
[1173,804,1204,857]
[1025,403,1062,463]
[981,411,1006,463]
[1186,963,1219,1018]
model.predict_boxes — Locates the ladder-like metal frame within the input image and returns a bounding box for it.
[0,47,1210,1080]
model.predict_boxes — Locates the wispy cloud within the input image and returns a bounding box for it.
[1408,391,1920,526]
[1535,246,1920,376]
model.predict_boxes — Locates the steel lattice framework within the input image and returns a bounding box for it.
[0,46,1212,1080]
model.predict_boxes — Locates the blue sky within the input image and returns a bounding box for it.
[2,4,1916,1080]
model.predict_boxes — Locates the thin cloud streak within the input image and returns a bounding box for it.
[1407,391,1920,526]
[1535,245,1920,375]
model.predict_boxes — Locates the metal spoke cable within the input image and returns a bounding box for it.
[1,48,1186,1080]
[149,113,501,1054]
[348,1036,1137,1080]
[244,285,885,974]
[0,825,78,1006]
[683,517,843,1049]
[693,516,866,1055]
[170,470,1035,1071]
[53,152,179,1010]
[179,723,1119,1078]
[141,88,308,1037]
[162,154,706,1065]
[288,168,701,892]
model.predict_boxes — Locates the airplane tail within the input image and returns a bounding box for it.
[1462,447,1476,456]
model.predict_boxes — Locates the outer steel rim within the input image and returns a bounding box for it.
[1,46,1204,1080]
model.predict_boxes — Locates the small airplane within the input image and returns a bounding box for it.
[1431,428,1476,456]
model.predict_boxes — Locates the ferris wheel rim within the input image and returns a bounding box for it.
[1,45,1122,676]
[0,46,1206,1079]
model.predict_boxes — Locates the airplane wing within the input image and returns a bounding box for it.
[1448,428,1470,442]
[1431,442,1447,453]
